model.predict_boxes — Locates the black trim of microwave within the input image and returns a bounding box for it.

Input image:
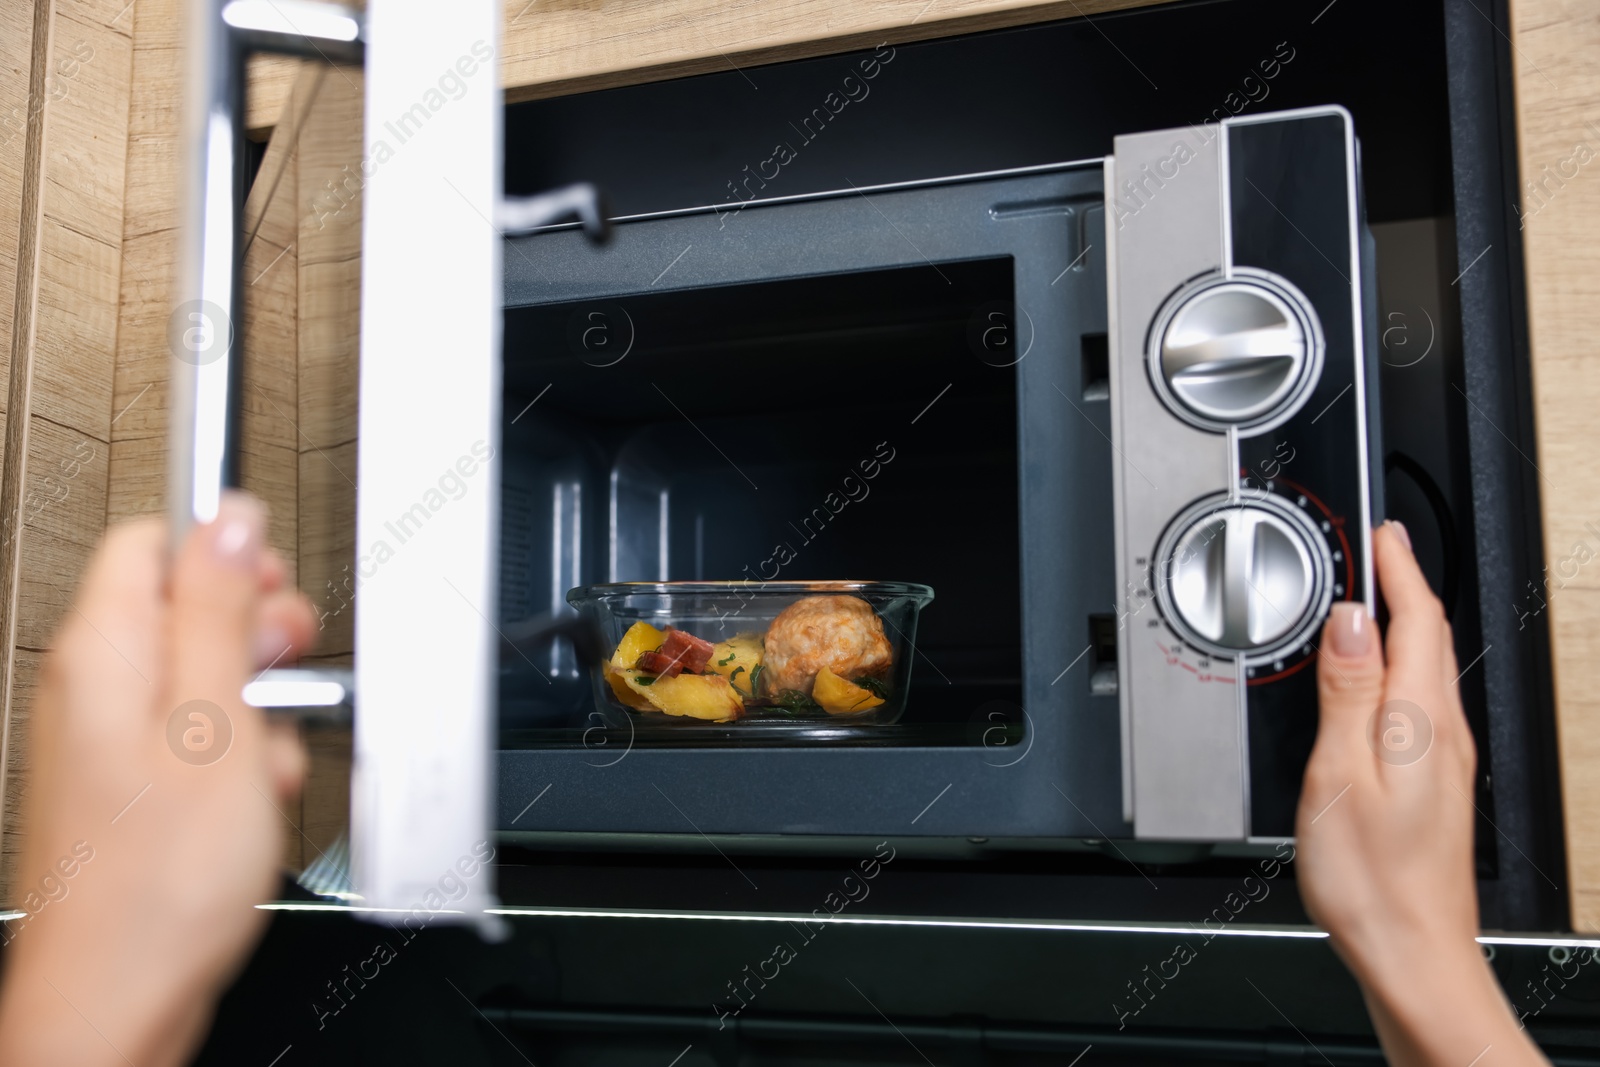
[1441,0,1565,933]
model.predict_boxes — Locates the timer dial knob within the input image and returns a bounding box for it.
[1150,274,1323,431]
[1156,495,1333,664]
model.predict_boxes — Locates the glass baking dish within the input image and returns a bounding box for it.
[566,581,935,729]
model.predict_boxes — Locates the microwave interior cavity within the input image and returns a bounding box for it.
[499,253,1047,745]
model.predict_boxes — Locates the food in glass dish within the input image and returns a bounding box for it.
[603,621,745,721]
[601,594,897,722]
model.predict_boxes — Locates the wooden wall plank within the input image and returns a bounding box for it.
[239,67,318,868]
[239,66,313,576]
[295,70,360,653]
[0,0,50,888]
[0,0,38,403]
[1508,0,1600,931]
[106,0,176,523]
[30,215,118,435]
[12,420,107,655]
[292,70,363,871]
[246,53,300,137]
[294,69,361,456]
[4,646,40,885]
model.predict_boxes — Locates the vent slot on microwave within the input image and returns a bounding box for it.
[1081,332,1110,401]
[499,257,1024,743]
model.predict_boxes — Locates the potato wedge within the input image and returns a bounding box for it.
[606,669,654,710]
[813,667,885,715]
[606,621,665,710]
[708,632,765,697]
[620,670,744,722]
[610,621,665,671]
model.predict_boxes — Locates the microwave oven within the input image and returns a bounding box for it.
[494,104,1377,846]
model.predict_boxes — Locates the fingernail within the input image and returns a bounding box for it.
[1386,519,1412,554]
[1327,602,1374,658]
[253,625,292,667]
[211,492,264,569]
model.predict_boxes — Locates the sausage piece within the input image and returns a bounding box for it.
[635,627,716,677]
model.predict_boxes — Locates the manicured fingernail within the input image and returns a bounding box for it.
[1387,519,1412,554]
[253,625,292,667]
[1327,602,1374,658]
[211,492,264,568]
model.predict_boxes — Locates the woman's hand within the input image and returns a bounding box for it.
[0,494,317,1067]
[1297,520,1545,1066]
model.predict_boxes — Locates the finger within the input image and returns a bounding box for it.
[1315,600,1386,758]
[59,519,166,685]
[1373,521,1444,708]
[72,518,165,620]
[166,492,266,725]
[259,548,288,595]
[254,589,319,668]
[263,720,308,801]
[1439,619,1477,768]
[1441,619,1460,685]
[48,520,168,739]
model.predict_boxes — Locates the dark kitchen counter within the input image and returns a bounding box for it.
[168,875,1600,1066]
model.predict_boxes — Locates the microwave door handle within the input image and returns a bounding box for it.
[247,668,355,725]
[171,2,364,736]
[168,0,364,556]
[498,183,611,242]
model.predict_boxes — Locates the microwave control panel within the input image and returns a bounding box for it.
[1106,106,1380,841]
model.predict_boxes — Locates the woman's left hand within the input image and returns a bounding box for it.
[0,494,317,1067]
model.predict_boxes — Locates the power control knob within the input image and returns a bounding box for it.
[1150,274,1323,431]
[1155,495,1334,664]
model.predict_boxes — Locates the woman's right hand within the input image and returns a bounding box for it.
[1295,521,1546,1066]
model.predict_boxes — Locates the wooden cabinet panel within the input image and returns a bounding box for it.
[30,217,118,436]
[497,0,1164,101]
[298,443,357,664]
[1509,0,1600,931]
[11,418,107,654]
[2,646,40,886]
[107,0,178,523]
[293,68,361,666]
[239,68,305,573]
[286,68,363,878]
[295,69,362,457]
[37,12,131,250]
[0,0,37,400]
[246,54,301,137]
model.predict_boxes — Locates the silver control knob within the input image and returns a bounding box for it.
[1156,496,1332,663]
[1151,276,1322,430]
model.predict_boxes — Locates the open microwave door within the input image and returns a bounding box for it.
[169,0,501,923]
[350,0,502,923]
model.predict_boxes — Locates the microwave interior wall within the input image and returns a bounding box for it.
[487,0,1563,931]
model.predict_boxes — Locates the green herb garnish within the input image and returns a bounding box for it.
[853,676,891,699]
[771,689,824,715]
[717,650,737,666]
[748,664,766,697]
[728,665,746,694]
[633,675,656,686]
